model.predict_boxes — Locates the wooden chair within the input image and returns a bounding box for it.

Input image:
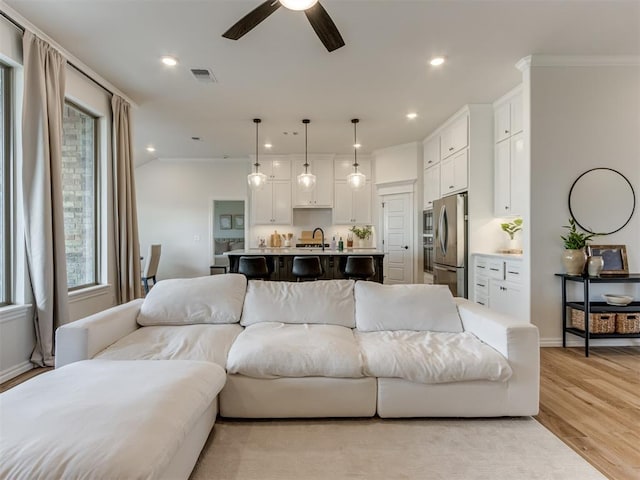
[142,244,161,294]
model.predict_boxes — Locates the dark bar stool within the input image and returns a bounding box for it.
[292,256,323,282]
[345,256,375,281]
[238,256,270,280]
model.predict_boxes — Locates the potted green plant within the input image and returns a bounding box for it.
[560,218,598,275]
[349,225,372,248]
[500,218,523,251]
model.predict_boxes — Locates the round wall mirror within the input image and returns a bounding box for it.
[568,168,636,235]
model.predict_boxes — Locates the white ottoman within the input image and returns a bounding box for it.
[0,359,226,480]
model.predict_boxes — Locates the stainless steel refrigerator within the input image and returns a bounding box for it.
[433,193,467,298]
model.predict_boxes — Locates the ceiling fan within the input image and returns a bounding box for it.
[222,0,345,52]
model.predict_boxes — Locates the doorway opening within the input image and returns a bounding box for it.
[211,200,246,274]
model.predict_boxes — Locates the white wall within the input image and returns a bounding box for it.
[529,62,640,345]
[136,159,250,279]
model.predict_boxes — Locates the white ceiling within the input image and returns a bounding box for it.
[4,0,640,165]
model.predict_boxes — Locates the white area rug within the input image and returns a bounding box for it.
[190,417,605,479]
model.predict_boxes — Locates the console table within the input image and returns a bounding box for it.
[556,273,640,357]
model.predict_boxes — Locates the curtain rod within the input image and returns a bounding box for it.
[0,9,119,100]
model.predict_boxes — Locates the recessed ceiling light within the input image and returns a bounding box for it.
[146,146,156,152]
[430,57,445,66]
[264,143,272,149]
[161,56,178,67]
[353,143,361,149]
[406,112,418,120]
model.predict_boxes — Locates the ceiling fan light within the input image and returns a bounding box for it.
[248,171,268,190]
[347,171,366,191]
[297,172,317,192]
[279,0,319,11]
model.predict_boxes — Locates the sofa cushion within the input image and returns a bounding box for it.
[137,274,247,326]
[226,323,363,378]
[241,279,356,327]
[355,330,512,384]
[354,282,463,332]
[94,324,243,368]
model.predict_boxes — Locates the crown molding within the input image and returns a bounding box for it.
[517,54,640,71]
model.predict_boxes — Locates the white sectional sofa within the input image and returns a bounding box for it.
[55,274,540,419]
[36,274,538,478]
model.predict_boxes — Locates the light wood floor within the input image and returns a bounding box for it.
[2,348,639,479]
[536,347,640,480]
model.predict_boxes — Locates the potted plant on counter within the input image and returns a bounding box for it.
[349,225,372,248]
[561,218,598,275]
[500,218,523,252]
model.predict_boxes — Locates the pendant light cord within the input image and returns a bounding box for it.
[253,118,261,173]
[303,119,310,174]
[352,118,359,173]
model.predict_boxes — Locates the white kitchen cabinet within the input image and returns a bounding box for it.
[423,163,440,209]
[293,158,333,207]
[494,132,525,217]
[493,86,525,217]
[440,113,468,160]
[440,149,468,195]
[251,181,292,225]
[494,91,523,143]
[254,156,291,180]
[334,156,371,180]
[473,255,525,321]
[333,181,372,224]
[423,136,440,168]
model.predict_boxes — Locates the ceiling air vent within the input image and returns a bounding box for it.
[190,68,217,83]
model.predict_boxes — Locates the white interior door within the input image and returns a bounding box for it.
[382,193,413,284]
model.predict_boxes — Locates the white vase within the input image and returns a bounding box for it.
[587,255,604,277]
[562,248,587,275]
[358,239,366,248]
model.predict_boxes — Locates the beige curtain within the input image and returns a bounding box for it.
[112,95,142,302]
[21,31,69,367]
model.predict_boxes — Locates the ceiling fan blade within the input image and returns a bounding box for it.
[304,2,345,52]
[222,1,281,40]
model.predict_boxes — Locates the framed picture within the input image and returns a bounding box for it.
[233,214,244,229]
[587,245,629,275]
[220,214,232,230]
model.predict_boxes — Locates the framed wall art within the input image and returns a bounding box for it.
[587,245,629,275]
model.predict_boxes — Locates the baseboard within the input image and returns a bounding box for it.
[540,337,640,347]
[0,361,34,384]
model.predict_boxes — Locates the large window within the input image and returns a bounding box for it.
[62,102,98,290]
[0,63,10,306]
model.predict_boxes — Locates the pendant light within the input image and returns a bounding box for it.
[347,118,366,190]
[247,118,267,190]
[297,118,316,192]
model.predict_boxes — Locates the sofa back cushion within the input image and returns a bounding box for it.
[354,282,463,332]
[241,279,356,327]
[137,274,247,326]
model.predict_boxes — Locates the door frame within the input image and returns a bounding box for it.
[376,179,419,283]
[209,197,248,266]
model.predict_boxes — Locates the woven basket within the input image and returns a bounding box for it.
[615,313,640,334]
[571,309,616,334]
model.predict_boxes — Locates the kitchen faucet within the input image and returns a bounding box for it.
[312,227,325,252]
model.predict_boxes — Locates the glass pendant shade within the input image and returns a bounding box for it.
[248,171,267,190]
[297,172,317,192]
[347,171,366,191]
[280,0,318,11]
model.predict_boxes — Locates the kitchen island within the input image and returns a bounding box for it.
[226,249,385,283]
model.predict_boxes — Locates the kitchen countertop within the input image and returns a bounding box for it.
[472,252,523,260]
[227,248,384,256]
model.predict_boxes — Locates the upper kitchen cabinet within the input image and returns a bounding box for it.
[333,180,372,225]
[440,113,468,160]
[251,181,292,225]
[493,86,525,216]
[259,156,291,180]
[423,163,440,209]
[334,156,372,180]
[440,149,468,195]
[494,88,523,143]
[293,155,334,207]
[423,136,440,168]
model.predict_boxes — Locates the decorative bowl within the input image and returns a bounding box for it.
[602,294,634,306]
